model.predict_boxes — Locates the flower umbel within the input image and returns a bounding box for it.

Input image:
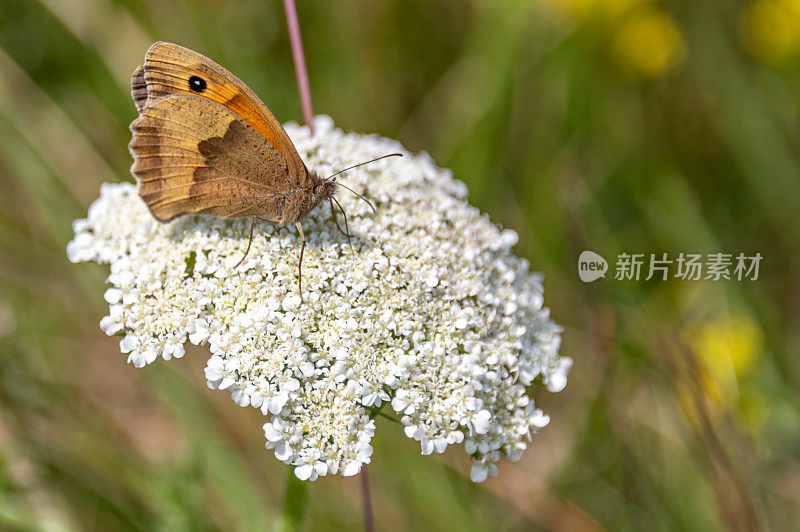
[67,116,570,482]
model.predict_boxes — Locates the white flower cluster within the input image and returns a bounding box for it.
[67,116,570,482]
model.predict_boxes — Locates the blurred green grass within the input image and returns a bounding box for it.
[0,0,799,530]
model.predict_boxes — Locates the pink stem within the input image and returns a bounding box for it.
[360,468,374,532]
[282,0,315,135]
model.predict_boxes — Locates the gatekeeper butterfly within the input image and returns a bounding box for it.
[129,42,399,299]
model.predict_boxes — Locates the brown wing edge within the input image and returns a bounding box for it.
[128,93,190,223]
[131,65,147,113]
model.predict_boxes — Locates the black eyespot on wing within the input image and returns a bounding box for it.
[188,76,206,92]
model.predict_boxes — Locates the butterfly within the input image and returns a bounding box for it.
[128,42,399,299]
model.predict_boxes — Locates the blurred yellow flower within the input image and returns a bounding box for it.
[743,0,800,64]
[546,0,649,19]
[690,315,762,403]
[611,9,686,78]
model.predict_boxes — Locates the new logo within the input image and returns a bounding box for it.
[578,251,608,283]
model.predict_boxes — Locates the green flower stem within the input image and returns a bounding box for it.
[277,467,308,532]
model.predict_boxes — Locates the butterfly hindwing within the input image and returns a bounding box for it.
[133,41,309,185]
[129,94,292,223]
[131,65,148,113]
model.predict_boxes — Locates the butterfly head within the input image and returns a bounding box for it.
[310,176,337,203]
[300,173,335,215]
[293,155,403,223]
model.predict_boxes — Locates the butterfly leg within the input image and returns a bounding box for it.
[329,198,353,238]
[330,197,353,252]
[295,222,307,302]
[233,217,257,269]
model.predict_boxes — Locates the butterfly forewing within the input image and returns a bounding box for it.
[136,42,309,185]
[130,94,291,223]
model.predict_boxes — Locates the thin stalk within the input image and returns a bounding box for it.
[360,468,374,532]
[283,0,315,135]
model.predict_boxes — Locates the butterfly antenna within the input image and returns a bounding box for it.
[325,153,402,213]
[324,153,403,181]
[332,181,377,213]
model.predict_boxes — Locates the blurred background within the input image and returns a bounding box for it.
[0,0,799,530]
